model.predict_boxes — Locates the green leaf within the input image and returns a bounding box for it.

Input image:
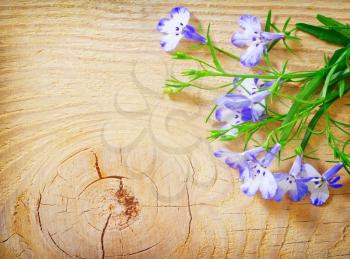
[220,135,236,141]
[282,60,289,73]
[267,40,279,52]
[321,48,350,98]
[323,53,328,65]
[206,24,224,73]
[265,10,272,32]
[339,79,346,97]
[316,14,350,39]
[270,23,281,32]
[283,17,291,32]
[328,47,348,65]
[172,52,192,60]
[285,35,301,41]
[282,39,294,53]
[296,23,349,46]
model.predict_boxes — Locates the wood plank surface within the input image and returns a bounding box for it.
[1,1,350,258]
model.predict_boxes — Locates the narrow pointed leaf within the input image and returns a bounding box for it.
[265,10,272,32]
[316,14,350,39]
[206,24,224,73]
[296,23,349,46]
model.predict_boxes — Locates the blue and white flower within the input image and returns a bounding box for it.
[273,156,309,202]
[214,146,265,179]
[215,144,280,199]
[302,163,343,206]
[215,78,269,136]
[157,6,206,52]
[216,89,270,123]
[240,144,280,199]
[231,15,284,67]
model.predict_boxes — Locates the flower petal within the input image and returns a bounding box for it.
[288,179,308,202]
[215,107,233,122]
[170,6,190,25]
[157,18,178,34]
[243,147,265,160]
[274,173,289,202]
[258,170,277,199]
[260,143,281,167]
[328,175,341,184]
[216,94,243,106]
[310,183,329,206]
[303,163,321,178]
[239,15,261,33]
[252,100,266,118]
[183,25,206,43]
[241,161,277,199]
[241,107,253,121]
[261,32,284,44]
[289,155,303,178]
[225,155,243,168]
[239,166,250,181]
[322,163,343,180]
[236,78,259,95]
[240,176,260,197]
[160,34,182,52]
[217,94,251,110]
[261,80,275,89]
[213,148,230,159]
[240,43,264,67]
[250,90,270,103]
[214,149,244,169]
[231,31,254,47]
[329,183,342,189]
[250,107,262,122]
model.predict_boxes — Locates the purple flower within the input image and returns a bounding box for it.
[273,156,309,202]
[240,144,280,199]
[214,147,265,179]
[302,163,343,206]
[231,15,284,67]
[215,78,269,136]
[216,90,270,123]
[157,6,206,51]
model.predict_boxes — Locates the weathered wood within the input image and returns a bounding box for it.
[1,1,350,258]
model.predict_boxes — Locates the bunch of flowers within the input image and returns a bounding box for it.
[157,7,350,206]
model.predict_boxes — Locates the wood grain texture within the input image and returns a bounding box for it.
[1,0,350,258]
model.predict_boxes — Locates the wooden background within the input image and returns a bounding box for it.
[1,0,350,258]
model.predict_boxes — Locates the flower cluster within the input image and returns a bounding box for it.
[157,7,283,67]
[158,7,349,206]
[215,146,343,205]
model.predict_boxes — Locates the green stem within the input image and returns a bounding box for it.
[212,45,240,61]
[192,57,217,70]
[191,70,317,80]
[192,81,233,90]
[279,73,325,146]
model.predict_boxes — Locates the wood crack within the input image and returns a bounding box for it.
[48,231,73,257]
[0,233,15,243]
[101,213,112,259]
[119,147,123,165]
[184,179,192,245]
[93,152,103,179]
[278,210,290,257]
[37,192,43,232]
[122,242,160,256]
